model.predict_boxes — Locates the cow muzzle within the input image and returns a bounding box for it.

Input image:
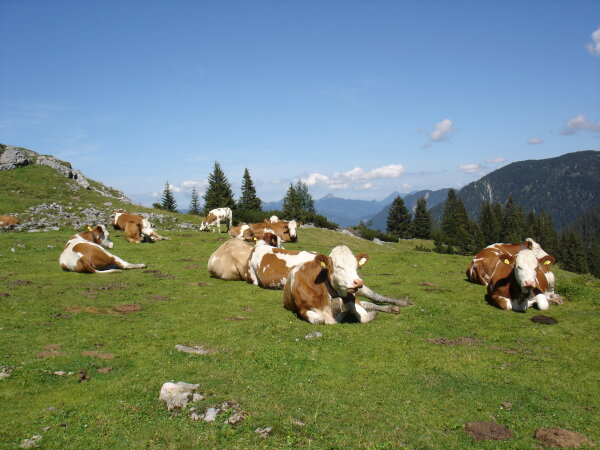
[347,279,364,293]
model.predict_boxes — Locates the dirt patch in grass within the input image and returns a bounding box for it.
[113,303,142,314]
[534,427,595,447]
[225,316,246,321]
[146,294,170,302]
[428,337,483,346]
[44,344,62,351]
[531,315,558,325]
[7,280,32,286]
[174,258,201,262]
[97,367,112,373]
[53,313,71,319]
[143,270,175,279]
[464,422,513,441]
[420,282,438,287]
[0,292,10,297]
[184,265,201,269]
[65,305,119,315]
[81,351,115,360]
[143,270,161,274]
[421,287,452,293]
[193,282,212,287]
[179,242,195,246]
[37,351,66,358]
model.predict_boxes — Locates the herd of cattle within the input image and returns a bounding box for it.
[1,206,563,323]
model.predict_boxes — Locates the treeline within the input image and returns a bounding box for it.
[153,162,338,229]
[380,188,599,277]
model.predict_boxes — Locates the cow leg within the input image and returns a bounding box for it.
[343,301,377,323]
[489,294,512,310]
[357,285,413,306]
[111,255,146,270]
[359,300,400,314]
[531,293,549,311]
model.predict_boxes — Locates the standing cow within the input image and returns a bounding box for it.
[200,208,232,233]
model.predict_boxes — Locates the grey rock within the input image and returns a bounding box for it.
[0,146,30,170]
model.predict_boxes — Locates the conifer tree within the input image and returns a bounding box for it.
[386,195,412,238]
[203,162,235,213]
[479,201,496,245]
[534,210,557,255]
[412,196,432,239]
[559,231,589,274]
[238,168,262,211]
[160,181,178,212]
[440,189,471,250]
[502,196,524,243]
[188,187,201,215]
[295,180,315,215]
[282,183,302,219]
[586,239,600,278]
[491,202,504,242]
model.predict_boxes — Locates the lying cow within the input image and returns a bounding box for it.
[112,210,170,243]
[0,215,19,228]
[200,207,232,233]
[228,224,255,241]
[486,248,555,312]
[467,238,561,304]
[265,215,279,223]
[248,220,298,243]
[207,232,279,281]
[60,225,146,273]
[284,246,392,324]
[245,241,412,310]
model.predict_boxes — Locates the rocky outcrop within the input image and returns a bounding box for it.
[36,155,91,189]
[0,146,32,170]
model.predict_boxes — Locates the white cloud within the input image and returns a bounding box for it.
[168,183,182,193]
[585,26,600,56]
[301,164,406,188]
[485,157,506,164]
[561,114,600,135]
[527,138,543,145]
[151,192,159,198]
[458,164,482,174]
[428,118,454,143]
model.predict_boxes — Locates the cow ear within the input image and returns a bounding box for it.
[355,253,369,267]
[539,255,555,267]
[524,240,533,249]
[315,255,330,271]
[95,225,103,234]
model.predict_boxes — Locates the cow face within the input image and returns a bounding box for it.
[513,249,539,289]
[319,246,367,297]
[95,225,114,249]
[281,220,298,242]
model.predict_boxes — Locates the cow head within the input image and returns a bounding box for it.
[140,219,157,241]
[280,220,298,242]
[260,232,281,248]
[86,225,114,249]
[199,213,217,231]
[241,227,255,241]
[316,246,369,298]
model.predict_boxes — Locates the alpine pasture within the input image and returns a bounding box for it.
[1,224,598,448]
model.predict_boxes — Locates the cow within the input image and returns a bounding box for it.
[466,238,561,304]
[207,232,279,281]
[264,215,279,223]
[200,207,232,233]
[59,225,146,273]
[283,245,388,324]
[248,220,299,243]
[112,211,170,243]
[228,224,255,241]
[486,248,555,312]
[0,215,19,227]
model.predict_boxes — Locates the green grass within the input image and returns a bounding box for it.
[0,227,598,448]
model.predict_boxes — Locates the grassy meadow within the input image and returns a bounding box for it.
[0,225,598,448]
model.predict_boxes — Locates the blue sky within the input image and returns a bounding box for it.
[1,1,599,207]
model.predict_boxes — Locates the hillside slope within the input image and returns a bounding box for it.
[431,150,600,230]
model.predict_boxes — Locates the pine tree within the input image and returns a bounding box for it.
[586,239,600,278]
[491,202,504,242]
[188,187,201,215]
[282,183,302,220]
[440,189,471,251]
[238,168,262,211]
[479,201,496,245]
[160,181,178,212]
[535,210,558,255]
[413,196,432,239]
[203,162,235,213]
[566,231,589,274]
[295,180,315,215]
[386,195,412,238]
[502,196,524,243]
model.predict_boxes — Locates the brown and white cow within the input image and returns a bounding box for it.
[0,215,19,227]
[207,232,279,281]
[200,207,232,233]
[486,248,555,312]
[248,220,299,243]
[59,225,146,273]
[228,224,255,241]
[264,215,279,223]
[283,245,381,324]
[112,211,169,243]
[466,237,561,303]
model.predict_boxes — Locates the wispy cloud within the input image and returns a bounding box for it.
[561,114,600,135]
[301,164,405,190]
[485,157,507,164]
[527,138,543,145]
[458,163,482,174]
[586,26,600,56]
[422,118,455,148]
